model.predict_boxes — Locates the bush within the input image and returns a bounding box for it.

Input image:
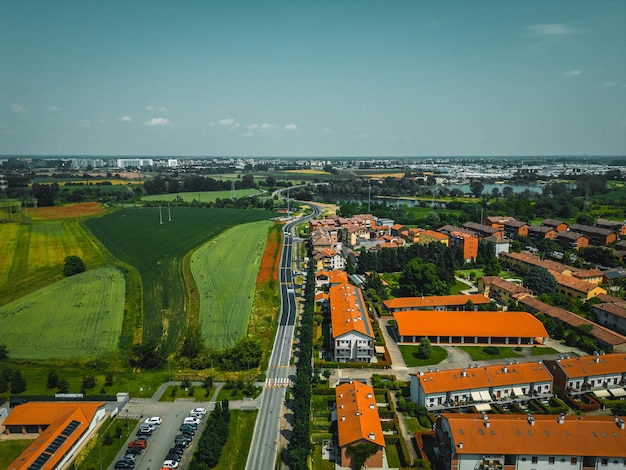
[483,346,500,355]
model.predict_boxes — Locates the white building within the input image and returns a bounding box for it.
[330,283,375,363]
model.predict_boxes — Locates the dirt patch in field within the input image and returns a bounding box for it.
[28,202,105,220]
[256,224,282,288]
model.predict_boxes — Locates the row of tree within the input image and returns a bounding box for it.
[189,399,230,469]
[286,258,316,469]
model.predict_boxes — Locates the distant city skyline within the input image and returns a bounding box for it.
[1,1,625,157]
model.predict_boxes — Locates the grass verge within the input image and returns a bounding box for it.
[0,440,33,469]
[399,345,448,367]
[75,418,139,470]
[457,346,523,361]
[214,410,258,470]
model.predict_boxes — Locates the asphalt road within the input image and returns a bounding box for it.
[245,204,321,470]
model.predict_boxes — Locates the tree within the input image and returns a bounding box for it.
[130,340,166,370]
[523,266,557,296]
[400,258,449,296]
[417,337,432,359]
[32,183,59,206]
[469,181,484,198]
[180,326,205,359]
[82,375,96,389]
[346,442,379,470]
[63,255,86,276]
[0,344,8,360]
[10,370,27,394]
[47,370,59,389]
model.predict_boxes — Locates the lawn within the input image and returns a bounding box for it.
[0,267,125,359]
[74,418,139,470]
[191,220,274,349]
[214,410,258,470]
[85,207,275,352]
[457,345,523,361]
[0,440,32,469]
[399,345,448,367]
[215,384,262,401]
[449,280,470,295]
[0,217,104,305]
[530,347,560,356]
[142,188,263,203]
[159,385,215,402]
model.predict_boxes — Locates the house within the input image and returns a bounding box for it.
[477,276,531,305]
[527,225,558,240]
[503,219,529,239]
[383,294,491,313]
[334,381,386,469]
[435,413,626,470]
[462,222,503,239]
[594,301,626,336]
[499,251,602,284]
[393,310,548,346]
[5,401,107,470]
[316,270,349,288]
[410,361,553,411]
[449,231,479,262]
[483,235,510,257]
[482,216,515,230]
[544,353,626,399]
[418,230,450,247]
[518,296,626,353]
[551,272,606,300]
[390,223,406,237]
[570,223,618,246]
[596,219,626,237]
[312,247,345,271]
[556,230,590,250]
[330,283,375,363]
[541,218,568,232]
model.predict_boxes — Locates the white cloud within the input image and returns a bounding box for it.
[219,117,239,127]
[158,106,167,111]
[46,106,62,112]
[11,103,28,114]
[283,123,297,131]
[242,131,254,138]
[144,117,171,127]
[119,115,132,122]
[246,123,259,130]
[600,81,616,88]
[564,70,582,76]
[78,119,90,128]
[146,106,154,111]
[321,127,334,135]
[526,23,577,36]
[259,123,274,130]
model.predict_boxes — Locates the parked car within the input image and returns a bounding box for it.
[174,440,189,449]
[179,424,196,434]
[125,447,143,456]
[168,447,184,456]
[128,440,147,449]
[190,407,207,417]
[139,424,155,434]
[162,460,179,469]
[144,416,162,425]
[165,453,182,462]
[115,459,135,469]
[183,416,200,425]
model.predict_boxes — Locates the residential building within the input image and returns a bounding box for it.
[5,402,107,470]
[570,223,618,246]
[410,361,553,411]
[383,294,491,313]
[315,270,349,288]
[312,247,345,271]
[330,283,375,363]
[483,235,510,257]
[462,222,503,239]
[435,413,626,470]
[418,229,450,247]
[334,381,386,469]
[594,300,626,336]
[596,219,626,237]
[556,231,589,250]
[393,310,548,346]
[527,225,558,240]
[551,272,606,300]
[503,220,529,239]
[483,216,515,231]
[544,353,626,399]
[477,277,531,305]
[450,231,479,262]
[518,296,626,353]
[541,218,568,232]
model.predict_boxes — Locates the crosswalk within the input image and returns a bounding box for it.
[264,377,293,388]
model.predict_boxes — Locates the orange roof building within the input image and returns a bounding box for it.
[410,361,553,410]
[435,413,626,470]
[449,231,479,262]
[544,353,626,399]
[330,283,375,363]
[5,401,106,470]
[418,230,449,247]
[393,310,548,346]
[384,294,491,312]
[335,381,385,468]
[315,269,349,287]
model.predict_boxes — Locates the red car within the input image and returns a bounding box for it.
[128,439,147,449]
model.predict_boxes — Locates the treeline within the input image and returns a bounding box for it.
[286,258,316,469]
[190,399,230,469]
[143,174,255,195]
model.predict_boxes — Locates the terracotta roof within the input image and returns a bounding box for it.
[330,283,375,339]
[316,270,349,285]
[6,402,106,470]
[463,222,500,234]
[336,381,385,448]
[412,361,552,394]
[420,230,449,240]
[519,297,626,347]
[557,230,588,241]
[480,277,530,296]
[441,413,626,457]
[549,353,626,379]
[594,302,626,320]
[393,311,548,340]
[384,294,490,310]
[499,251,572,274]
[541,218,565,228]
[504,220,528,228]
[552,272,604,294]
[528,225,557,234]
[571,223,614,236]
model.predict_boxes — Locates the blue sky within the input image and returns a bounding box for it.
[1,0,625,157]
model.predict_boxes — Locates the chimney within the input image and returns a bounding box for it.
[502,366,508,373]
[341,416,345,421]
[368,432,376,440]
[619,419,625,430]
[558,414,565,425]
[458,441,463,450]
[461,370,467,377]
[485,420,490,428]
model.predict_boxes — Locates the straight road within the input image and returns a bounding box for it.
[245,204,321,470]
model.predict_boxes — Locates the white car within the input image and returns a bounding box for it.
[183,416,201,425]
[190,407,207,417]
[162,460,179,469]
[144,416,162,425]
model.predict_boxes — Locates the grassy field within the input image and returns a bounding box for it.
[457,345,523,361]
[75,418,139,470]
[0,267,125,359]
[214,410,258,470]
[142,188,263,203]
[0,440,33,469]
[0,216,104,305]
[399,345,448,367]
[192,221,273,349]
[85,207,275,352]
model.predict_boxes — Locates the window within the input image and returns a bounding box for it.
[521,458,527,462]
[571,458,577,465]
[601,459,608,466]
[532,457,538,464]
[549,457,555,465]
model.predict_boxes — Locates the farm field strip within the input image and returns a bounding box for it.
[141,188,263,203]
[191,220,273,349]
[0,267,125,359]
[85,207,275,352]
[0,224,20,284]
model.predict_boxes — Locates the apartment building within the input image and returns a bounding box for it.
[330,283,375,363]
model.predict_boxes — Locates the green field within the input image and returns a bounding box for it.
[142,188,264,203]
[0,267,125,359]
[85,207,275,352]
[192,221,273,348]
[399,345,448,367]
[214,410,259,470]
